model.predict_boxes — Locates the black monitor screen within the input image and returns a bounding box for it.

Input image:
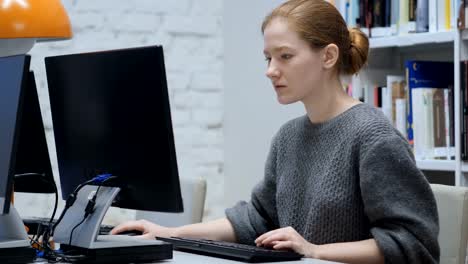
[0,55,30,214]
[14,71,55,193]
[45,46,183,213]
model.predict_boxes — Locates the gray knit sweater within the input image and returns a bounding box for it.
[225,103,439,263]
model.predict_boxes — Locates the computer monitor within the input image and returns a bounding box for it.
[0,55,30,215]
[45,45,183,212]
[14,71,55,194]
[44,46,182,260]
[0,54,36,262]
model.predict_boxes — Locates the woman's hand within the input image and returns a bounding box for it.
[110,219,175,240]
[255,226,319,258]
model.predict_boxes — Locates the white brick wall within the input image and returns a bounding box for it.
[14,0,224,224]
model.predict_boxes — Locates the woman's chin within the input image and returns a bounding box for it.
[277,95,296,105]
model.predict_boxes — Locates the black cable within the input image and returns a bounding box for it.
[51,178,96,236]
[48,177,59,226]
[68,217,87,246]
[51,251,87,263]
[16,172,58,255]
[41,173,58,256]
[41,248,87,263]
[14,172,58,224]
[51,175,117,236]
[14,173,58,223]
[68,184,102,246]
[28,174,115,263]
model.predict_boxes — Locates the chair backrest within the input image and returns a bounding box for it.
[430,184,468,264]
[135,177,207,227]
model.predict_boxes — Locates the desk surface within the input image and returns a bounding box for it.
[34,250,341,263]
[171,251,341,263]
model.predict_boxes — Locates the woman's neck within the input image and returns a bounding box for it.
[303,78,360,124]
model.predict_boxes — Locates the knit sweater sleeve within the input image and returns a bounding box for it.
[359,135,440,264]
[225,134,280,245]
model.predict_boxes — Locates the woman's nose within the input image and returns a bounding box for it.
[266,63,280,79]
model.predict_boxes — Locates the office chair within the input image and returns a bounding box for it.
[136,177,207,227]
[430,184,468,264]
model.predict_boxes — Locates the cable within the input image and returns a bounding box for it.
[39,248,88,263]
[67,183,103,246]
[14,173,58,224]
[68,217,87,246]
[51,178,95,235]
[51,174,114,236]
[42,173,58,256]
[17,172,58,256]
[23,172,108,262]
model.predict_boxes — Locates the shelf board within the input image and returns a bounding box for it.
[369,31,454,49]
[461,162,468,172]
[416,159,456,171]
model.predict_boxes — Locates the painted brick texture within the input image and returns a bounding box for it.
[14,0,224,224]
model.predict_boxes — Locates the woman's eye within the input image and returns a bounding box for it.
[281,54,292,60]
[265,57,271,62]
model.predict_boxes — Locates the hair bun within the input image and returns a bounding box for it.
[346,28,369,75]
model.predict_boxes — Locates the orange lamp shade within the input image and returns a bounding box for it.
[0,0,72,40]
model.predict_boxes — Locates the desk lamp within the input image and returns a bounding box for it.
[0,0,72,57]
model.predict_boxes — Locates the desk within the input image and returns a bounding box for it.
[34,251,342,263]
[171,251,341,263]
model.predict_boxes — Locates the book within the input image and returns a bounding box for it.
[428,0,437,32]
[399,0,410,34]
[386,75,406,124]
[461,61,468,160]
[412,88,435,159]
[395,98,407,137]
[443,88,455,159]
[390,0,399,34]
[432,89,447,157]
[412,88,452,159]
[416,0,429,32]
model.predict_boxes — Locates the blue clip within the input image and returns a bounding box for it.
[93,173,112,184]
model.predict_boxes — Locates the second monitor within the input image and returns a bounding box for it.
[44,45,183,262]
[45,45,183,213]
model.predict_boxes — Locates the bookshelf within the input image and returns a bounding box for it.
[357,29,467,187]
[332,0,468,186]
[416,159,456,172]
[370,31,455,49]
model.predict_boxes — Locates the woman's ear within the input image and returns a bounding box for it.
[321,44,339,70]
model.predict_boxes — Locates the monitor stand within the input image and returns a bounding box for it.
[53,185,172,263]
[0,202,36,263]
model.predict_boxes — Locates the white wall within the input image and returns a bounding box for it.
[14,0,224,224]
[223,0,304,207]
[15,0,308,224]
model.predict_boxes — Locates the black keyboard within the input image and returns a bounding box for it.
[23,217,114,235]
[156,237,303,263]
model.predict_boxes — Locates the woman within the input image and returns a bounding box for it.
[112,1,439,263]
